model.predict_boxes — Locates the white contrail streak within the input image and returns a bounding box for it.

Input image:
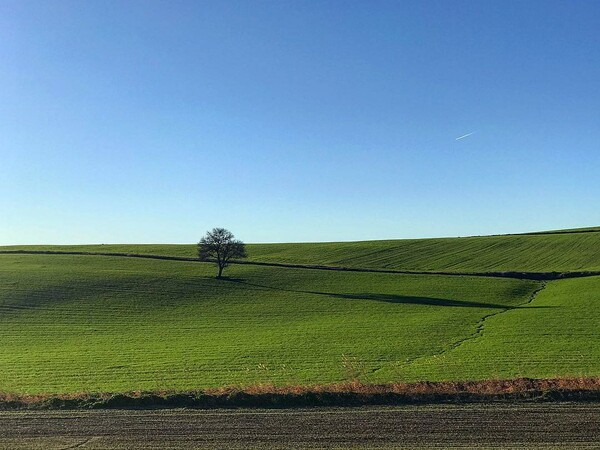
[455,132,475,141]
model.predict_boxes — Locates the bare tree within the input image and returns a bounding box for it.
[198,228,246,278]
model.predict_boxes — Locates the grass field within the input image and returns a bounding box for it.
[0,227,599,395]
[0,254,540,393]
[401,276,600,381]
[4,227,600,273]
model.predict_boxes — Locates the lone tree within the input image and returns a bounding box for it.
[198,228,246,278]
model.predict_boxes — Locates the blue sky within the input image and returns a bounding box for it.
[1,0,599,244]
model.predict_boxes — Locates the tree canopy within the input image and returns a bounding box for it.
[198,228,246,278]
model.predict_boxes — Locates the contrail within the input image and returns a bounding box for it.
[455,132,475,141]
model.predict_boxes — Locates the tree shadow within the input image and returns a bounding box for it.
[215,276,247,283]
[317,292,513,309]
[223,278,553,310]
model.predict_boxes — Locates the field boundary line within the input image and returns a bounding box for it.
[2,250,600,281]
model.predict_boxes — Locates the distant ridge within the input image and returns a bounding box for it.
[2,226,600,274]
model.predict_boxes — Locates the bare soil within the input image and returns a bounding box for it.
[0,403,598,449]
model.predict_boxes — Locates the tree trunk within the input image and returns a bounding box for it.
[217,265,223,278]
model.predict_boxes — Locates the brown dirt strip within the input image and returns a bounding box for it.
[0,404,598,449]
[2,378,600,410]
[2,250,600,280]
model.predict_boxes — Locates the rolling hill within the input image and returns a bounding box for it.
[3,227,600,273]
[0,227,598,395]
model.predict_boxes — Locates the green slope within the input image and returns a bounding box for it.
[0,254,539,394]
[247,231,600,272]
[3,227,600,273]
[398,276,600,381]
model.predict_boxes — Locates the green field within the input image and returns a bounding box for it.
[0,228,599,395]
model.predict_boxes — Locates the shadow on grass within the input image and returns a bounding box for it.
[222,278,553,310]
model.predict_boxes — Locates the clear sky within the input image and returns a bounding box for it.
[1,0,599,244]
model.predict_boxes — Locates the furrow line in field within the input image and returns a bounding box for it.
[443,281,548,354]
[59,437,95,449]
[389,282,548,376]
